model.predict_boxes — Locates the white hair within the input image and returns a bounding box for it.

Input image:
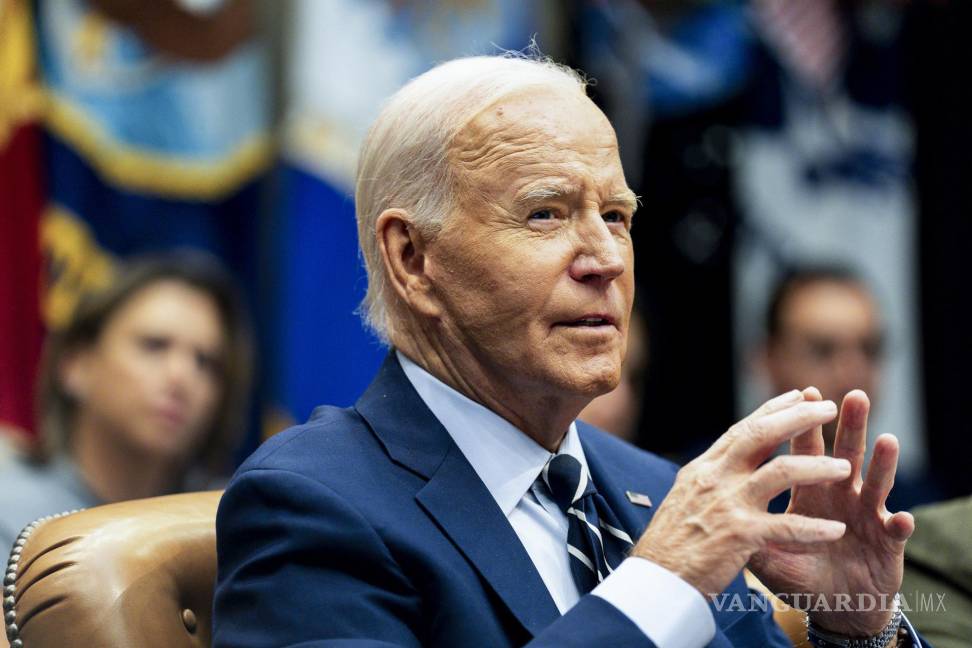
[355,54,588,342]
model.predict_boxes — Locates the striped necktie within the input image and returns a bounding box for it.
[542,453,634,594]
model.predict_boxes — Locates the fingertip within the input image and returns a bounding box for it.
[871,435,900,463]
[886,511,915,541]
[838,392,870,428]
[875,433,899,449]
[844,389,871,408]
[826,519,848,540]
[771,514,846,544]
[802,386,822,401]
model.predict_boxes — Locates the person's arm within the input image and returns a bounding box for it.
[213,468,424,648]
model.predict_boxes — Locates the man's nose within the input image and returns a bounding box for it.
[569,216,625,283]
[831,346,872,382]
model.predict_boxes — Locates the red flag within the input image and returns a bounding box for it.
[0,0,45,438]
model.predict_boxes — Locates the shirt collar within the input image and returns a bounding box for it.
[397,350,589,517]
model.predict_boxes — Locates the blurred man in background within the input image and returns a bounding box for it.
[760,265,941,512]
[762,265,884,454]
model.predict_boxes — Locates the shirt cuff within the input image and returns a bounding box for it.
[591,557,716,648]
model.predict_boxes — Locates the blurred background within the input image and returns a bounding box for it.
[1,0,969,507]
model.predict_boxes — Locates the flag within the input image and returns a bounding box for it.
[0,0,45,438]
[31,0,272,455]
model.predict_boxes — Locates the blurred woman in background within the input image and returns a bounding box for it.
[0,251,252,549]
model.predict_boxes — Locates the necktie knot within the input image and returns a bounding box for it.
[542,453,595,514]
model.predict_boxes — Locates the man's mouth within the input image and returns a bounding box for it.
[556,314,617,328]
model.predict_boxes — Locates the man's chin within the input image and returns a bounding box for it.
[556,362,621,400]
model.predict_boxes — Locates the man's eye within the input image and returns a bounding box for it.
[861,336,886,362]
[603,211,625,224]
[528,209,555,221]
[195,350,221,375]
[807,340,836,362]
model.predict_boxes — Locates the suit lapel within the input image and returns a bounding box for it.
[356,354,561,638]
[416,444,562,637]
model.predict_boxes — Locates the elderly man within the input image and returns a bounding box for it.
[214,56,924,647]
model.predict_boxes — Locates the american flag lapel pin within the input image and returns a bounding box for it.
[625,490,652,508]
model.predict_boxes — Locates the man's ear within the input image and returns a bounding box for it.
[376,209,441,318]
[59,349,92,402]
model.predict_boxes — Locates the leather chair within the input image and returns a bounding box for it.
[3,490,808,647]
[3,491,221,648]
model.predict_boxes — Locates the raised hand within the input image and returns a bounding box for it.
[748,388,914,637]
[632,390,852,597]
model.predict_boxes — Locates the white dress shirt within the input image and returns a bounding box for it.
[398,352,716,647]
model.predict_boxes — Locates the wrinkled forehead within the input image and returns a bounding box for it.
[447,86,623,182]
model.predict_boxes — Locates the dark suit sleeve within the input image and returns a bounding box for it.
[213,469,425,648]
[526,596,656,647]
[213,467,658,648]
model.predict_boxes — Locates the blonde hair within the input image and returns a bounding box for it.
[354,54,587,341]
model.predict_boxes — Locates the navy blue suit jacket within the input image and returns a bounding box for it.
[213,354,791,647]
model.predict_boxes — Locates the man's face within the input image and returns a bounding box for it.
[423,86,636,401]
[765,279,884,442]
